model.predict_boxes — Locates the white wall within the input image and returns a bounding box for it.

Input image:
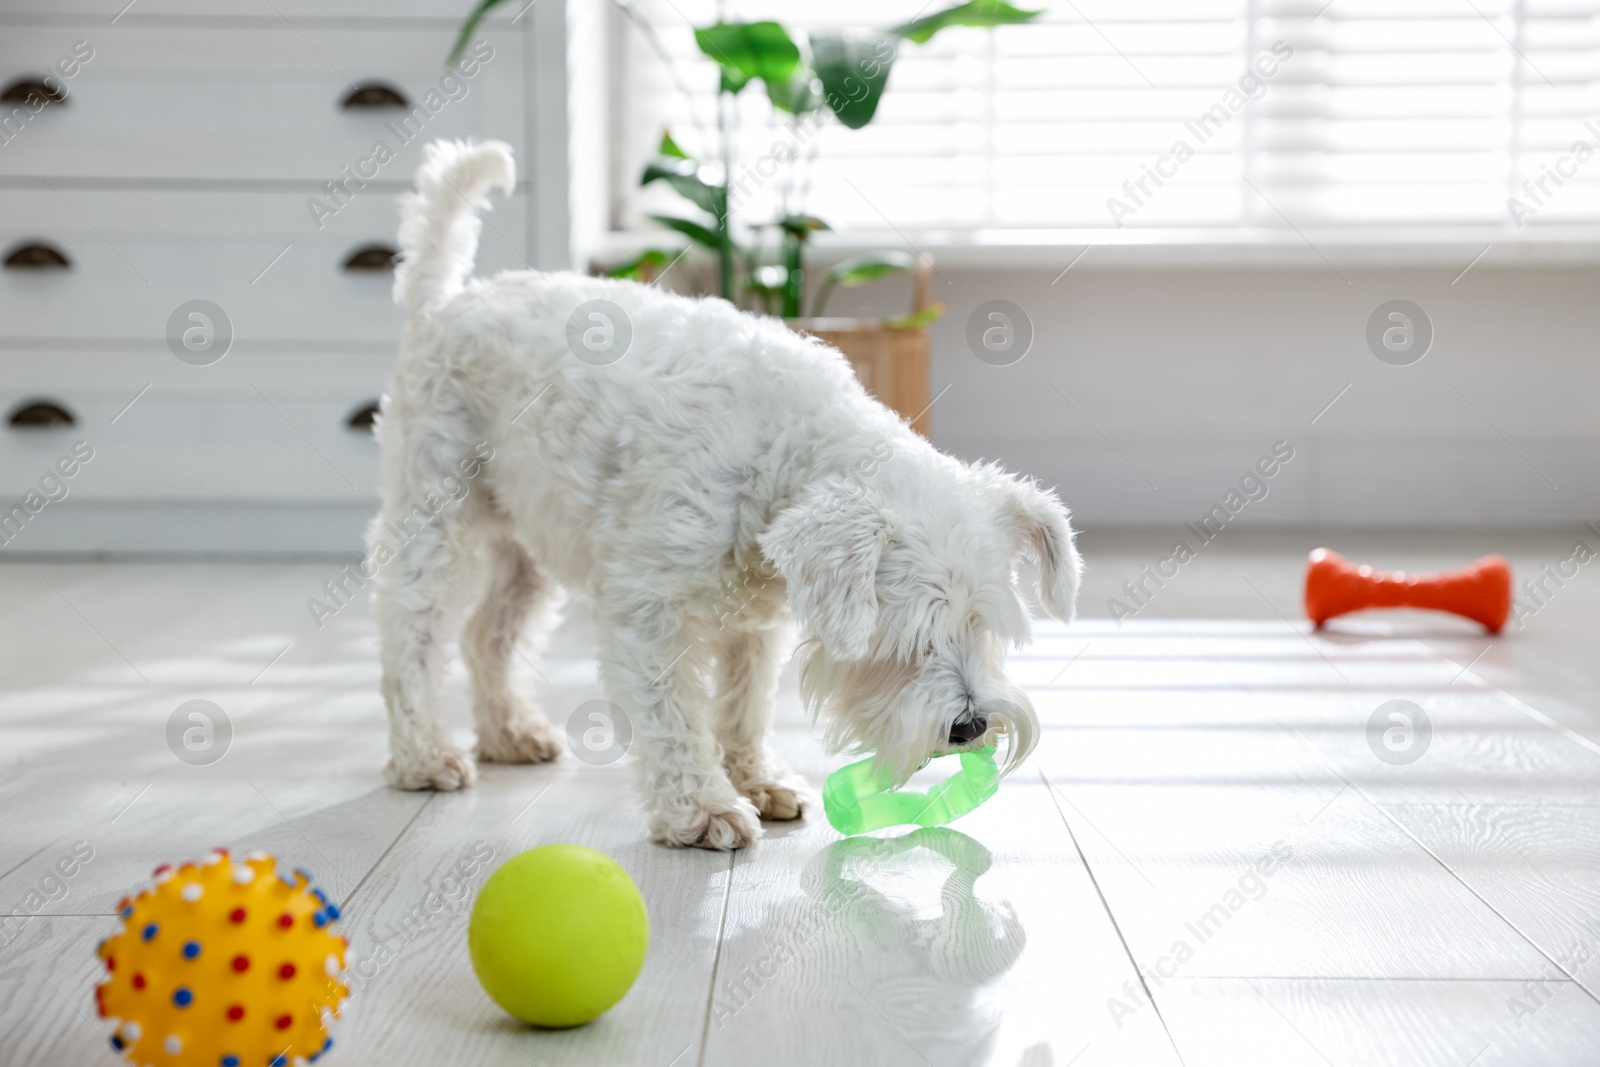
[823,262,1600,529]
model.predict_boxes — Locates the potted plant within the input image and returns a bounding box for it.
[451,1,1040,436]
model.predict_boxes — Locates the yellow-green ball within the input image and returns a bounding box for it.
[468,844,649,1028]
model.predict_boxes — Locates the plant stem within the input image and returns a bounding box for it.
[717,89,735,301]
[782,228,803,318]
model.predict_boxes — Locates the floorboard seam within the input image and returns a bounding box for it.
[1393,628,1600,761]
[342,792,436,909]
[1041,768,1189,1067]
[1183,974,1585,982]
[695,850,738,1067]
[1365,796,1600,1009]
[1286,727,1600,1011]
[0,838,59,886]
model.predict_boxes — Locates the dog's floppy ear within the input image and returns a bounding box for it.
[997,474,1082,622]
[760,479,897,661]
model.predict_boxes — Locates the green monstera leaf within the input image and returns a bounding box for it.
[891,0,1042,44]
[814,3,1040,130]
[648,215,722,250]
[641,157,724,217]
[886,301,947,328]
[811,251,916,316]
[766,71,825,115]
[779,214,831,238]
[824,251,916,287]
[812,31,897,130]
[656,130,689,160]
[604,248,680,281]
[695,22,801,97]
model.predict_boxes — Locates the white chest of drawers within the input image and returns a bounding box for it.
[0,1,574,553]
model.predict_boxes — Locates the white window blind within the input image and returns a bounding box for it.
[617,0,1600,235]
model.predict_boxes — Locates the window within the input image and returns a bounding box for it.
[615,0,1600,237]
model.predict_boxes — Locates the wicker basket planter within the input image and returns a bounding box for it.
[788,257,935,438]
[788,318,932,437]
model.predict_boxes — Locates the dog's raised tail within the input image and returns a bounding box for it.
[394,139,515,320]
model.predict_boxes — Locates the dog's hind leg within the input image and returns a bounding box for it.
[597,606,761,850]
[714,625,809,821]
[371,444,482,792]
[464,516,563,764]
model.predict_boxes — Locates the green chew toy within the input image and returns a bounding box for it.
[823,746,1000,835]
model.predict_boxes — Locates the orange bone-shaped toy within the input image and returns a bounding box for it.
[1304,548,1512,632]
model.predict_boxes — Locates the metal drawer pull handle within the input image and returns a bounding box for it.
[9,400,76,429]
[341,83,408,110]
[343,245,398,271]
[5,242,71,269]
[347,401,380,432]
[0,78,65,106]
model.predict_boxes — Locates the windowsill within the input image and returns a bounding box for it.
[592,227,1600,271]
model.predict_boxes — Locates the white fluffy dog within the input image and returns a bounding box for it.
[371,140,1083,850]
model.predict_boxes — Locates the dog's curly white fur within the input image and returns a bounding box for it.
[371,140,1083,850]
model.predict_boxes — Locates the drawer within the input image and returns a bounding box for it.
[2,2,522,17]
[0,345,397,394]
[2,387,383,502]
[0,25,524,181]
[0,189,531,341]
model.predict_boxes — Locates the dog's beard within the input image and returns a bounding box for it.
[979,695,1039,778]
[797,638,1040,789]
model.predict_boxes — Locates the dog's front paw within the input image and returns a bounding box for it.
[738,778,810,822]
[385,749,478,791]
[477,719,563,765]
[653,797,763,851]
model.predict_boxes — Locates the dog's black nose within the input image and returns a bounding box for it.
[948,715,988,745]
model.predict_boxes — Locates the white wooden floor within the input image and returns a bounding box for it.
[3,536,1600,1066]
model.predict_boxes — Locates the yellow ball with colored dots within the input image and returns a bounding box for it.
[95,850,350,1067]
